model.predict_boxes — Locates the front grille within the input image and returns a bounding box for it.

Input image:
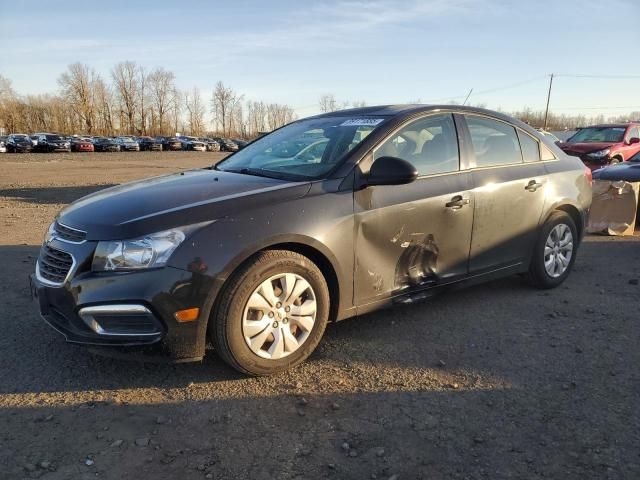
[38,245,74,284]
[54,222,86,243]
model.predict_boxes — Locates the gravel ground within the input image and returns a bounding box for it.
[1,152,639,480]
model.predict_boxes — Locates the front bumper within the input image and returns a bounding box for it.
[30,245,214,361]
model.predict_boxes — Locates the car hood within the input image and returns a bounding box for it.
[58,169,311,240]
[593,161,640,182]
[560,142,614,154]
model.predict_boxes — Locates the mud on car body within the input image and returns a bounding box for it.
[31,105,592,375]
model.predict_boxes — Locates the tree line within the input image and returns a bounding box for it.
[1,66,639,137]
[0,63,296,138]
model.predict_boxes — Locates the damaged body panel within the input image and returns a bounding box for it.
[30,104,591,370]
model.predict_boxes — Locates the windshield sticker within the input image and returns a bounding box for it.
[339,118,385,127]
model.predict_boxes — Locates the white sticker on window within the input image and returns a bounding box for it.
[339,118,385,127]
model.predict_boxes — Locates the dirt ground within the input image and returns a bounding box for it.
[1,152,639,480]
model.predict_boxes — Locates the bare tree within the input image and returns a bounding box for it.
[111,61,139,134]
[319,94,338,113]
[184,87,206,136]
[211,81,243,136]
[266,103,296,131]
[93,77,114,135]
[147,68,176,135]
[58,63,98,133]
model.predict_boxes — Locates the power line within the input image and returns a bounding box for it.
[555,73,640,79]
[551,105,640,111]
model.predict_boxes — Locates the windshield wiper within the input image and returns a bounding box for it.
[218,167,283,179]
[216,166,307,181]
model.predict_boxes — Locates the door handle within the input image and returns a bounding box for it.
[445,195,470,209]
[525,179,544,192]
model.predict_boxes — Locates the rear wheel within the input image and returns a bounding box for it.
[528,211,577,289]
[211,250,330,375]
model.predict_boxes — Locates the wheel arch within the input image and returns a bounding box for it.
[211,235,343,325]
[545,202,584,238]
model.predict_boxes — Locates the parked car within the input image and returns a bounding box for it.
[92,137,120,152]
[70,137,95,152]
[32,133,71,153]
[178,136,206,151]
[29,135,41,147]
[30,105,591,375]
[115,136,140,152]
[0,136,7,153]
[137,136,163,151]
[536,129,561,145]
[212,136,239,152]
[232,138,249,149]
[559,123,640,170]
[157,137,183,151]
[593,150,640,182]
[199,138,221,152]
[6,134,34,153]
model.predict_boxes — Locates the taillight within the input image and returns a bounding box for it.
[584,166,592,186]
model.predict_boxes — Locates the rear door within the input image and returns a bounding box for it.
[354,113,474,305]
[460,115,547,273]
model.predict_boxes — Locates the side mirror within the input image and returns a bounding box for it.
[366,156,418,186]
[628,137,640,145]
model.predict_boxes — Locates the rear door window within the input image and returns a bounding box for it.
[465,116,523,167]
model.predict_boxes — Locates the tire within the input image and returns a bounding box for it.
[211,250,330,375]
[609,157,622,165]
[528,211,578,289]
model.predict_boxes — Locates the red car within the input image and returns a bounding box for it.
[70,137,95,152]
[560,123,640,170]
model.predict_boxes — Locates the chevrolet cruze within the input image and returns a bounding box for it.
[31,105,592,375]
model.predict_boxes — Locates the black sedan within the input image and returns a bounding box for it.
[92,137,121,152]
[157,137,182,151]
[33,134,71,153]
[30,105,591,375]
[212,137,239,152]
[6,134,33,153]
[137,136,163,151]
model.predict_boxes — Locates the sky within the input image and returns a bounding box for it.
[2,0,640,117]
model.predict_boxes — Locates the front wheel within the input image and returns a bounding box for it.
[211,250,330,375]
[528,211,577,289]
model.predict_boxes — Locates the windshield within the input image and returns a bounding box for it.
[568,127,626,143]
[216,116,384,179]
[46,135,63,141]
[120,137,136,143]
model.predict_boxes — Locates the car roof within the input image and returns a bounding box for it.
[586,123,636,129]
[311,104,528,123]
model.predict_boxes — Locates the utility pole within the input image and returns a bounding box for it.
[462,88,473,106]
[543,74,554,130]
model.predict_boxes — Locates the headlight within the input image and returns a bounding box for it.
[92,228,186,271]
[587,149,610,158]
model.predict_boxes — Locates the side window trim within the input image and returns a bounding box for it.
[460,113,549,169]
[371,112,462,178]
